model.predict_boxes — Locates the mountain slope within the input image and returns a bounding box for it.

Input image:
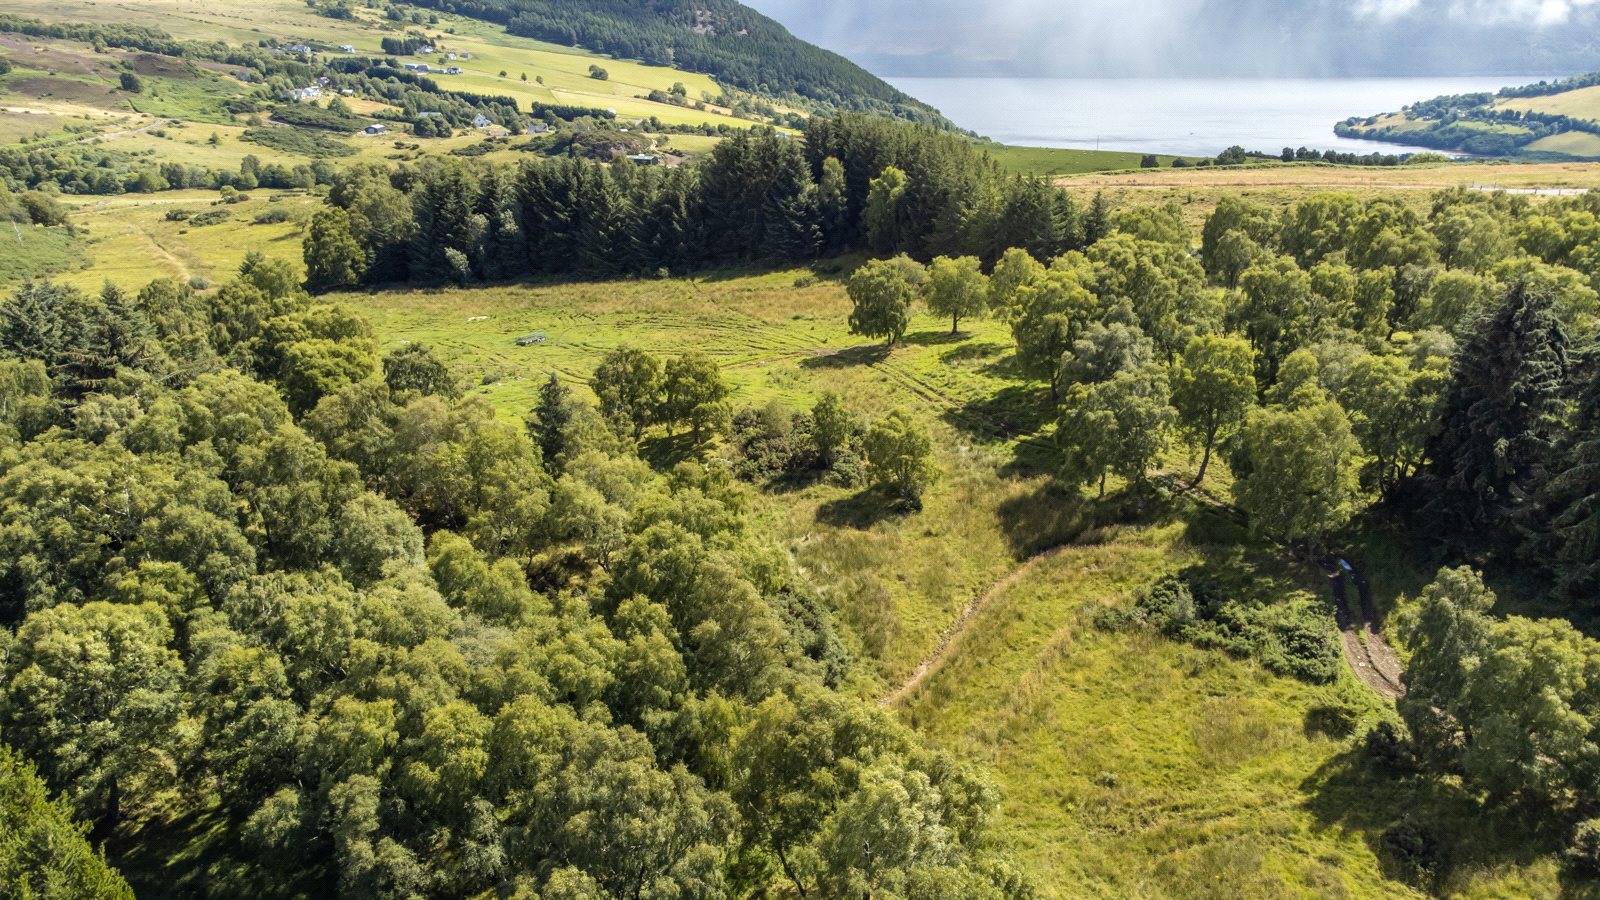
[394,0,951,125]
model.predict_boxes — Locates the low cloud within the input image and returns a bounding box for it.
[745,0,1600,76]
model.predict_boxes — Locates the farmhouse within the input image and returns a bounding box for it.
[339,44,356,53]
[286,86,322,101]
[365,123,386,134]
[286,43,311,54]
[444,66,462,75]
[472,113,493,128]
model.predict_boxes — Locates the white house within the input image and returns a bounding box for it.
[339,44,356,53]
[472,113,493,128]
[444,66,462,75]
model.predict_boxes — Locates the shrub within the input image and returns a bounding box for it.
[164,208,193,221]
[1364,721,1416,771]
[1568,819,1600,876]
[252,206,295,225]
[1382,818,1444,887]
[188,209,230,227]
[1133,575,1196,636]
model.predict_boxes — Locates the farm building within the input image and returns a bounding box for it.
[473,113,493,128]
[339,44,356,52]
[444,66,462,75]
[628,154,660,166]
[365,123,386,134]
[515,332,548,346]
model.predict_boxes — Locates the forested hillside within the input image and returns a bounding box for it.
[393,0,951,124]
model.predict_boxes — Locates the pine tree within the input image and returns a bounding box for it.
[1423,279,1568,535]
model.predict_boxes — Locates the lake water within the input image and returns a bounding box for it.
[887,76,1553,157]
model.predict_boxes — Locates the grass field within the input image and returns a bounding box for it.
[1499,84,1600,124]
[1525,131,1600,158]
[1058,161,1600,232]
[986,144,1200,177]
[51,189,317,290]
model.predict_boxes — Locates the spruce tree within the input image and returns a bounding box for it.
[1423,279,1568,535]
[1543,350,1600,596]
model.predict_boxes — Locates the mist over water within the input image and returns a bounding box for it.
[889,76,1554,157]
[746,0,1600,78]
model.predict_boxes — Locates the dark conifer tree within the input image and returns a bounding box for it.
[1422,279,1568,536]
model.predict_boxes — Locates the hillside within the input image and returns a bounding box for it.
[391,0,951,125]
[1336,72,1600,159]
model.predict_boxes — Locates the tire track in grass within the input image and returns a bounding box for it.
[880,544,1080,707]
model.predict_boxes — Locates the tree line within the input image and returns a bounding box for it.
[302,114,1097,289]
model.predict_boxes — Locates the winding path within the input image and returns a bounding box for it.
[879,545,1075,707]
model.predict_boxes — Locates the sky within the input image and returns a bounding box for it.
[742,0,1600,77]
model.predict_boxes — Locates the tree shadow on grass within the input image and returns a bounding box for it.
[939,340,1008,366]
[900,329,966,347]
[1300,747,1572,895]
[994,479,1094,557]
[815,486,915,530]
[945,383,1055,445]
[799,342,890,370]
[637,432,704,471]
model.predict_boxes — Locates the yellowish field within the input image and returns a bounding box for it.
[1499,83,1600,123]
[1059,161,1600,232]
[1526,130,1600,158]
[58,189,316,291]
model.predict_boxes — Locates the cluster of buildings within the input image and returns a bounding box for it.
[402,62,463,75]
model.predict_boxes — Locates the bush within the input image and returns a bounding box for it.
[1364,720,1416,771]
[1133,575,1196,636]
[1568,819,1600,876]
[1383,818,1444,887]
[188,209,230,227]
[119,71,143,93]
[252,206,295,225]
[727,404,813,482]
[1102,569,1341,683]
[164,208,193,222]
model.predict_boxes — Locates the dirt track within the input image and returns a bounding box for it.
[879,545,1075,707]
[1330,564,1407,699]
